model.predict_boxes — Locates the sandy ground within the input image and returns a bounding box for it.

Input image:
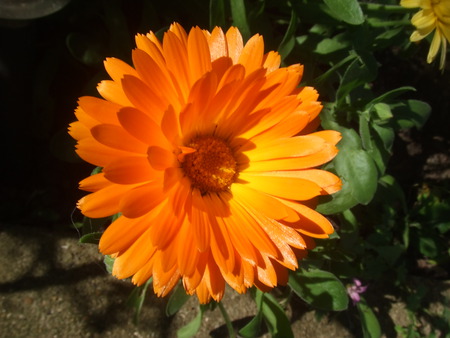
[1,224,448,338]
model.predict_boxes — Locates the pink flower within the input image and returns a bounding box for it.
[347,279,368,305]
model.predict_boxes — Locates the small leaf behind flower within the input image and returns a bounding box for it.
[323,0,365,25]
[289,269,349,311]
[357,297,382,338]
[166,282,191,316]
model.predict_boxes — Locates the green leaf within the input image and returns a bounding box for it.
[371,124,394,152]
[336,53,378,104]
[79,232,102,244]
[261,293,294,338]
[289,269,349,311]
[239,312,263,337]
[314,34,351,55]
[373,103,393,123]
[103,255,115,274]
[127,279,152,325]
[210,0,226,29]
[239,289,264,337]
[66,32,106,66]
[359,113,373,151]
[323,0,365,25]
[177,304,207,338]
[334,148,378,205]
[365,86,416,107]
[166,282,191,316]
[419,237,439,258]
[230,0,251,41]
[278,10,298,61]
[392,100,431,130]
[357,298,382,338]
[316,179,359,214]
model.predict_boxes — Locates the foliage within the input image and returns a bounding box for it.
[62,0,450,336]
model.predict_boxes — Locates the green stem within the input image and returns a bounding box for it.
[367,19,412,27]
[360,3,414,13]
[218,301,236,338]
[313,53,356,86]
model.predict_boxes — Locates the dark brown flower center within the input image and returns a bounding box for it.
[182,136,237,194]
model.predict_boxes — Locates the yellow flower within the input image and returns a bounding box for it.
[401,0,450,69]
[69,23,342,303]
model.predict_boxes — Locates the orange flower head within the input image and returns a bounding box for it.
[69,23,342,303]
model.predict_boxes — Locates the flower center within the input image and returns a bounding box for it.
[182,136,237,194]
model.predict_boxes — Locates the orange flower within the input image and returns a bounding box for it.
[69,23,341,303]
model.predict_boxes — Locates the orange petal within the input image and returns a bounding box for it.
[91,124,149,154]
[189,190,212,252]
[117,107,170,147]
[112,226,156,279]
[97,80,131,106]
[119,181,166,218]
[132,48,179,111]
[263,51,281,72]
[78,183,137,218]
[135,34,165,69]
[148,146,175,170]
[75,138,132,167]
[103,155,156,184]
[280,199,334,238]
[121,75,166,120]
[104,57,138,83]
[78,96,121,125]
[79,172,109,192]
[187,26,212,84]
[163,30,190,98]
[208,26,228,60]
[247,143,339,171]
[238,34,264,74]
[225,27,243,64]
[244,135,326,162]
[161,105,181,145]
[239,172,322,201]
[176,217,199,276]
[99,214,152,255]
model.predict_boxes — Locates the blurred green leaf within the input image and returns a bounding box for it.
[359,113,372,151]
[239,289,264,337]
[289,269,349,311]
[66,32,106,66]
[103,255,115,274]
[278,10,298,61]
[261,293,294,338]
[323,0,365,25]
[314,34,350,55]
[392,100,431,130]
[419,237,439,258]
[336,53,378,105]
[166,283,191,316]
[357,298,382,338]
[334,148,378,205]
[365,86,415,107]
[230,0,251,41]
[210,0,226,29]
[371,124,394,152]
[373,103,393,123]
[177,304,207,338]
[79,232,102,244]
[127,278,152,325]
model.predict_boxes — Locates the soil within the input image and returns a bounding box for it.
[1,223,449,337]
